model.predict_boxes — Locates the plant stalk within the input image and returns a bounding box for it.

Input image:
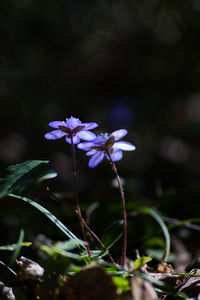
[106,150,127,267]
[76,210,116,264]
[70,136,91,257]
[46,186,115,264]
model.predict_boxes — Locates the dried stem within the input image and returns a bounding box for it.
[0,260,17,276]
[106,150,127,267]
[163,216,200,231]
[70,136,91,258]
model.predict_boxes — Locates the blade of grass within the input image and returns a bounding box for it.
[101,220,123,250]
[172,272,200,277]
[8,193,86,250]
[132,271,188,299]
[164,216,200,231]
[148,208,170,263]
[133,206,170,263]
[0,242,31,251]
[154,287,188,299]
[10,229,24,266]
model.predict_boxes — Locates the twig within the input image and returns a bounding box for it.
[0,260,17,277]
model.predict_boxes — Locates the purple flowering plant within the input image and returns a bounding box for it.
[44,117,98,144]
[45,117,99,258]
[0,112,178,297]
[44,117,136,267]
[77,129,136,168]
[78,128,135,266]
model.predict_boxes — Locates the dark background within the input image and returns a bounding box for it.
[1,0,200,261]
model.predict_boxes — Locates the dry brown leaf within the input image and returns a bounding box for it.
[176,269,200,298]
[59,262,117,300]
[17,256,44,280]
[149,272,179,288]
[0,281,15,300]
[157,262,174,274]
[117,291,132,300]
[124,257,134,272]
[131,276,158,300]
[171,236,191,273]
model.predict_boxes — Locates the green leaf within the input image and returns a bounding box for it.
[81,250,109,259]
[37,170,57,183]
[8,193,86,250]
[131,271,188,299]
[134,256,152,270]
[0,160,56,198]
[41,245,82,260]
[10,229,24,266]
[145,249,175,263]
[97,259,126,276]
[132,205,170,262]
[112,276,130,292]
[101,220,123,250]
[143,236,166,248]
[168,217,200,230]
[55,240,84,251]
[0,242,32,251]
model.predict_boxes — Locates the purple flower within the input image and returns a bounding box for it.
[44,117,98,144]
[77,129,136,167]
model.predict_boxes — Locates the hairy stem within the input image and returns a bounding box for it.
[76,211,116,264]
[106,150,127,267]
[70,136,91,257]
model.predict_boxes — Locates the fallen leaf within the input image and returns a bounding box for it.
[131,276,158,300]
[149,272,179,288]
[157,262,174,273]
[0,281,15,300]
[177,269,200,298]
[59,262,117,300]
[17,256,44,280]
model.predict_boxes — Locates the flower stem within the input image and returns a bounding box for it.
[46,185,115,264]
[70,136,91,258]
[106,150,127,267]
[76,210,116,264]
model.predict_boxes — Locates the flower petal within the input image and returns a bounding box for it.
[82,122,99,130]
[73,136,81,144]
[65,117,82,129]
[110,150,123,161]
[48,121,65,128]
[76,130,96,141]
[93,134,108,145]
[86,150,96,156]
[44,130,65,140]
[65,135,81,144]
[89,152,104,168]
[77,142,95,150]
[112,129,127,141]
[114,141,136,151]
